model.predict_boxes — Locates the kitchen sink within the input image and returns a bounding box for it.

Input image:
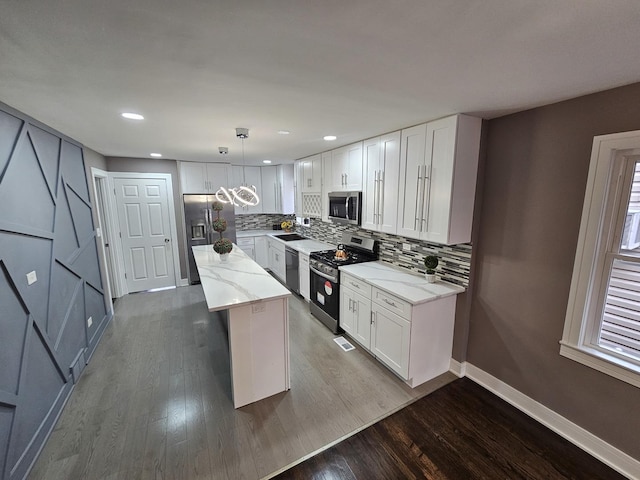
[273,233,307,241]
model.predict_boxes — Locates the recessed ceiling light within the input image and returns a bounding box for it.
[121,112,144,120]
[262,160,272,164]
[150,153,162,157]
[323,135,337,141]
[277,130,290,135]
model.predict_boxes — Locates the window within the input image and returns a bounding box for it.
[561,130,640,388]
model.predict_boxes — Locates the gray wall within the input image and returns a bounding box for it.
[106,157,187,280]
[467,82,640,459]
[0,103,110,480]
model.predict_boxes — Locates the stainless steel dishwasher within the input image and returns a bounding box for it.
[285,247,299,294]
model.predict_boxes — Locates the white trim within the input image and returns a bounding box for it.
[464,362,640,479]
[90,168,114,313]
[107,172,182,293]
[178,277,189,287]
[562,130,640,388]
[449,358,466,377]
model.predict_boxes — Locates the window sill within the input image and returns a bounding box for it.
[559,342,640,389]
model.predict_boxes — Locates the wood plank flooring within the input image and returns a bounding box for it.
[28,285,451,480]
[271,377,627,480]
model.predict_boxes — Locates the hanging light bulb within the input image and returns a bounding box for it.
[215,128,260,207]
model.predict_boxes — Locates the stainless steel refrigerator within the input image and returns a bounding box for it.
[184,194,237,284]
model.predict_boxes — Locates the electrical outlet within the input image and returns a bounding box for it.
[402,243,411,251]
[252,304,266,314]
[87,316,93,328]
[26,270,37,285]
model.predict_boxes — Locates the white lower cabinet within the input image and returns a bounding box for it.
[339,273,457,387]
[254,236,269,268]
[236,237,255,261]
[267,238,286,282]
[299,253,310,301]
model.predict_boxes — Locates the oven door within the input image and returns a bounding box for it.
[309,266,340,321]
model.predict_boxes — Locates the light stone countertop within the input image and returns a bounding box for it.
[339,261,465,306]
[192,245,290,312]
[236,230,333,255]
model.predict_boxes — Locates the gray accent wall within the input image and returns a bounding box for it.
[0,103,110,479]
[467,82,640,459]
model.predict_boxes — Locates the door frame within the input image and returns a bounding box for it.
[106,171,182,296]
[90,167,117,308]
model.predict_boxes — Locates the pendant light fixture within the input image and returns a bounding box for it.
[215,127,260,207]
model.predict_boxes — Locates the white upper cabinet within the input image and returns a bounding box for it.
[180,162,231,194]
[396,114,481,245]
[362,131,400,234]
[294,160,303,216]
[299,154,322,193]
[329,141,363,192]
[261,166,279,213]
[321,151,331,221]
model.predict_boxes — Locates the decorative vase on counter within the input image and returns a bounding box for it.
[423,254,439,284]
[212,201,233,260]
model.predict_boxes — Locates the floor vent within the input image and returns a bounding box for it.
[333,336,355,352]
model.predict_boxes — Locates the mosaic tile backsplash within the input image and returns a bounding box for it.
[235,213,296,231]
[238,214,472,287]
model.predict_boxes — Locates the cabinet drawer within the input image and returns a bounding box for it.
[341,273,371,298]
[237,237,255,247]
[372,287,411,320]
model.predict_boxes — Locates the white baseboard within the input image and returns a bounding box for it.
[178,277,189,287]
[461,362,639,480]
[449,358,466,377]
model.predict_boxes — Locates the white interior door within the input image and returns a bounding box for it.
[114,176,176,292]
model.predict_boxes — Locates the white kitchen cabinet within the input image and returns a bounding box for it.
[299,154,322,193]
[362,131,400,234]
[338,269,458,387]
[396,114,481,245]
[231,165,263,215]
[294,160,303,217]
[371,301,411,379]
[321,151,331,222]
[329,141,363,192]
[299,252,310,301]
[260,165,294,214]
[255,236,269,268]
[340,274,373,349]
[180,162,231,194]
[236,237,255,260]
[267,238,286,282]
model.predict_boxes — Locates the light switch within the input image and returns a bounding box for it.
[26,270,37,285]
[402,243,411,251]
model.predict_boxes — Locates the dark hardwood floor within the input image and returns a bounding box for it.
[271,378,627,480]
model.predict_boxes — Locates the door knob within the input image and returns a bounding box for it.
[165,238,170,243]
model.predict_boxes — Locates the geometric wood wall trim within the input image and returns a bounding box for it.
[0,102,111,480]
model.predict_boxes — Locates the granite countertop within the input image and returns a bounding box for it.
[236,229,333,254]
[339,261,465,306]
[192,245,290,312]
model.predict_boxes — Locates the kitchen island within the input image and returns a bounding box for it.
[192,245,291,408]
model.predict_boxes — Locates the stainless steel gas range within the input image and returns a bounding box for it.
[309,233,377,333]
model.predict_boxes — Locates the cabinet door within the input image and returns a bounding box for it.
[294,160,303,216]
[353,289,372,350]
[255,236,269,268]
[345,141,363,190]
[244,167,263,214]
[378,131,400,234]
[340,288,356,337]
[180,162,209,193]
[321,151,331,222]
[301,154,321,193]
[299,253,310,300]
[330,146,347,191]
[361,137,380,231]
[277,164,295,214]
[372,304,410,379]
[396,123,427,239]
[239,245,255,260]
[261,166,278,214]
[205,163,230,193]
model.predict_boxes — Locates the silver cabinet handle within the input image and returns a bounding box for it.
[371,312,375,325]
[348,298,353,311]
[384,298,398,308]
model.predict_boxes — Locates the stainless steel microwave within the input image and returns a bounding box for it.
[328,191,362,225]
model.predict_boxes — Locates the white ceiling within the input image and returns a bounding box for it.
[2,1,640,166]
